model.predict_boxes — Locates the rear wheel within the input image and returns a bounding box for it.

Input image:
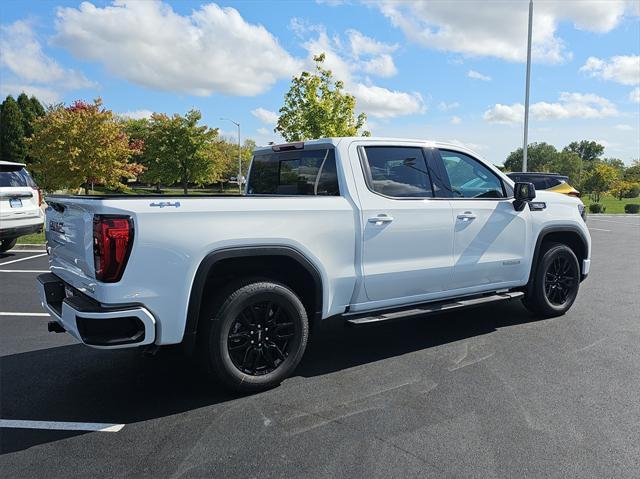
[0,238,17,253]
[199,280,309,392]
[523,242,580,318]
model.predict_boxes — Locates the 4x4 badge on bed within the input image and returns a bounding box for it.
[149,201,181,208]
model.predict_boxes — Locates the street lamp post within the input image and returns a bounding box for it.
[522,0,533,173]
[221,118,242,194]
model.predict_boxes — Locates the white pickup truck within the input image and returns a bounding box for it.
[38,137,591,392]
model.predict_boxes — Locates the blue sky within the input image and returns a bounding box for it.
[1,0,639,165]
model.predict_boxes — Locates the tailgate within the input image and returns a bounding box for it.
[0,187,40,222]
[45,199,100,288]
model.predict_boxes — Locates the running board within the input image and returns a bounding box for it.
[346,291,524,325]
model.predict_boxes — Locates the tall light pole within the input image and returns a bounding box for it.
[221,117,242,194]
[522,0,533,172]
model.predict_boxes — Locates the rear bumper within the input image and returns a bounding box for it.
[0,222,42,240]
[37,273,156,349]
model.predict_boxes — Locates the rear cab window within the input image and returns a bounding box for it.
[0,164,37,188]
[247,149,339,196]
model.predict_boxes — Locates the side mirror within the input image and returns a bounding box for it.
[513,181,536,211]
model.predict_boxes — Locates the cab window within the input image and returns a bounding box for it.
[436,150,505,199]
[362,146,433,198]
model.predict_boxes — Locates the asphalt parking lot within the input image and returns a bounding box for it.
[1,215,639,478]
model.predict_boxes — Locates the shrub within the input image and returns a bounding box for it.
[624,204,640,214]
[624,184,640,198]
[589,203,606,213]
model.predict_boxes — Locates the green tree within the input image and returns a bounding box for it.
[16,93,44,139]
[0,95,26,163]
[29,99,142,193]
[276,53,369,141]
[581,162,619,203]
[504,142,558,172]
[563,140,604,166]
[623,160,640,182]
[16,94,46,166]
[550,151,583,185]
[610,179,640,200]
[143,110,224,194]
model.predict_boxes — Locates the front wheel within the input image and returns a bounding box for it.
[0,238,17,253]
[199,280,309,393]
[523,242,581,318]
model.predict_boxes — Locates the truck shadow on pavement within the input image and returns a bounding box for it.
[1,301,538,454]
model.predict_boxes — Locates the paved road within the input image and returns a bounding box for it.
[1,216,639,478]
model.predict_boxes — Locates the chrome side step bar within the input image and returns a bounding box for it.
[346,291,524,325]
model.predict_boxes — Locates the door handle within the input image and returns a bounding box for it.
[368,214,394,225]
[457,212,477,221]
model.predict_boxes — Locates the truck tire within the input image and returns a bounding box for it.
[0,238,17,253]
[523,242,580,318]
[199,279,309,393]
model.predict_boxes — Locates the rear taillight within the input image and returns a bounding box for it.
[93,215,134,283]
[33,187,42,206]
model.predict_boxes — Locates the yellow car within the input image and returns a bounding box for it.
[507,173,581,198]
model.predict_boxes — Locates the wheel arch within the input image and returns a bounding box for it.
[527,225,589,289]
[182,245,324,351]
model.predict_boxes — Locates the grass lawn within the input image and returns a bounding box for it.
[16,230,46,244]
[581,193,640,214]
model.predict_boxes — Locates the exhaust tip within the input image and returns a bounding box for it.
[48,321,65,333]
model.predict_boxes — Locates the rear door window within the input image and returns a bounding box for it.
[0,165,36,187]
[361,146,433,198]
[247,149,339,196]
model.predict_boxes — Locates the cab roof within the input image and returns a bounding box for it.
[254,137,482,158]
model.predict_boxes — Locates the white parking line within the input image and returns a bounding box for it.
[588,218,640,226]
[0,269,49,273]
[0,419,124,432]
[0,312,49,317]
[6,249,47,253]
[0,253,47,267]
[588,228,611,232]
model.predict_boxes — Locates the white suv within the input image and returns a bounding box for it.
[0,161,44,252]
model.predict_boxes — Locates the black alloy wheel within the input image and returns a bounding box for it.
[200,280,309,392]
[523,242,581,318]
[543,255,578,306]
[227,301,296,376]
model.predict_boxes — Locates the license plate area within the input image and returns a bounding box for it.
[9,198,22,208]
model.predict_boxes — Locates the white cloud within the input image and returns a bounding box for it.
[580,55,640,85]
[483,92,619,123]
[301,27,424,118]
[630,87,640,103]
[54,1,301,96]
[450,115,462,124]
[251,108,279,125]
[615,124,633,131]
[0,83,60,105]
[438,101,460,111]
[359,53,397,77]
[374,0,638,63]
[257,127,270,135]
[346,29,398,57]
[350,83,425,118]
[483,103,525,124]
[118,109,153,120]
[0,20,93,103]
[467,70,491,81]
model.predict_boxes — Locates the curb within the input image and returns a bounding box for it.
[11,244,47,251]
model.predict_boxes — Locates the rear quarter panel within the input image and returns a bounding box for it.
[49,196,357,345]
